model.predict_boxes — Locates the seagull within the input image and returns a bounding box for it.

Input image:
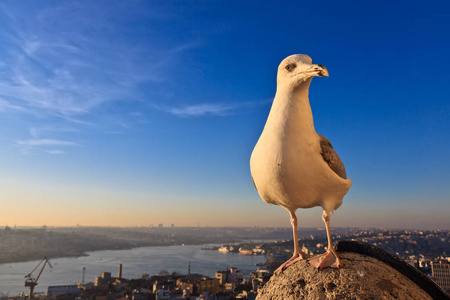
[250,54,352,272]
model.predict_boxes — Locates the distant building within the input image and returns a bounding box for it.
[405,258,419,269]
[158,224,163,228]
[155,289,170,300]
[301,244,309,255]
[46,285,80,299]
[95,264,127,287]
[432,259,450,291]
[215,267,243,285]
[250,269,271,293]
[152,276,176,292]
[179,277,220,295]
[95,271,112,287]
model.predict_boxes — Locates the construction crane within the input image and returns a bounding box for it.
[24,256,53,299]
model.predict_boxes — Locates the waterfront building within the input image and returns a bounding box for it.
[46,285,80,299]
[94,264,128,289]
[95,271,112,287]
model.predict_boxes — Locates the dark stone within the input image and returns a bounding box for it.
[326,282,337,291]
[297,279,306,288]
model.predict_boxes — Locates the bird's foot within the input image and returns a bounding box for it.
[274,253,305,274]
[308,249,341,270]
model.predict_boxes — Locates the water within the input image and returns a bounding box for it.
[0,245,266,295]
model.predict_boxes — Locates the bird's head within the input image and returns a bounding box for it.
[277,54,328,90]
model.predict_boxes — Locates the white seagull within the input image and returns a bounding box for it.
[250,54,352,272]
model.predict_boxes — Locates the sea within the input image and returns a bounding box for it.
[0,244,266,296]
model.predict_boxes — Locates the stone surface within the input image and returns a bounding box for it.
[256,252,433,300]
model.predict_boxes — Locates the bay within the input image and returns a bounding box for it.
[0,244,266,296]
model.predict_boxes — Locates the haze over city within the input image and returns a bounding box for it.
[0,1,448,229]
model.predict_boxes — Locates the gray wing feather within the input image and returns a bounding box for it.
[318,134,347,179]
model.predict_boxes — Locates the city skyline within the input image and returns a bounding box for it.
[0,1,449,229]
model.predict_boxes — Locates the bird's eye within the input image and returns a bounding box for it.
[285,64,295,72]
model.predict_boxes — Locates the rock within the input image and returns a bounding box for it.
[257,241,449,300]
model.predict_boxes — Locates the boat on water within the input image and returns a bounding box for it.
[239,247,253,255]
[218,246,229,253]
[218,246,235,253]
[252,247,265,255]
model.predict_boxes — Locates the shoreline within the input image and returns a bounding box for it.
[0,241,258,266]
[0,226,299,266]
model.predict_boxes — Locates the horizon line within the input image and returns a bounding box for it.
[3,225,448,231]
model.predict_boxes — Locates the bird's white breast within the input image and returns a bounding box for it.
[250,87,351,212]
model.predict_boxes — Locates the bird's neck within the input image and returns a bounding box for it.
[266,81,316,139]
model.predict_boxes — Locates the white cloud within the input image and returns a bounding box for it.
[44,149,65,155]
[0,2,199,118]
[16,137,81,155]
[0,2,203,154]
[154,99,270,118]
[0,98,30,113]
[16,138,81,147]
[155,103,238,117]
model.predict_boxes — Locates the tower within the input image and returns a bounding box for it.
[118,264,123,279]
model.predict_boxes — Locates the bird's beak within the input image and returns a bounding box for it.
[316,64,329,77]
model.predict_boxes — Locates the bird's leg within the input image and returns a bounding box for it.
[308,210,341,270]
[274,211,305,273]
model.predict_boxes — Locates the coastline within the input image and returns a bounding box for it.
[0,226,297,265]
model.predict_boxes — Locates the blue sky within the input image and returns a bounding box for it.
[0,1,448,229]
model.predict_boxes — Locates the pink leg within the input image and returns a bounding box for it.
[308,210,341,270]
[274,211,305,273]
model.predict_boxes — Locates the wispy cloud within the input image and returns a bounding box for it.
[154,99,271,117]
[0,98,30,113]
[14,125,82,155]
[0,2,199,118]
[155,103,240,117]
[15,137,81,156]
[0,2,203,153]
[16,138,81,147]
[44,149,65,155]
[168,41,203,54]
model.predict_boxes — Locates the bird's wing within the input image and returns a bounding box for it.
[318,134,347,179]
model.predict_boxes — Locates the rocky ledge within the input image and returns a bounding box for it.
[256,241,449,300]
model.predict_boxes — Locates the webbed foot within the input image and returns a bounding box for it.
[274,253,305,274]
